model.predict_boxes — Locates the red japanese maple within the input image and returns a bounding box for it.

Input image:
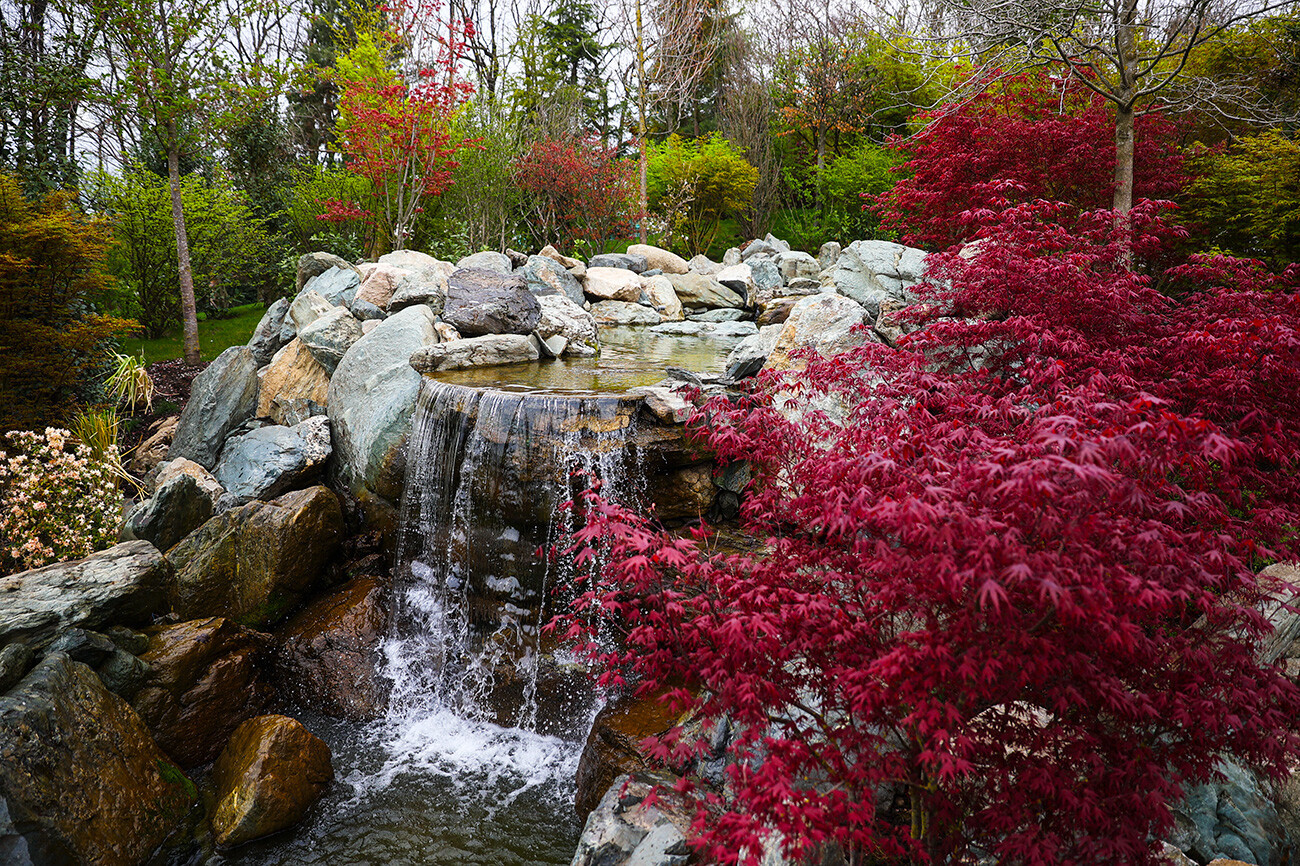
[878,72,1186,250]
[514,136,639,256]
[559,200,1300,864]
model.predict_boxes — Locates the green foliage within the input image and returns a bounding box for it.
[93,166,277,336]
[510,0,612,135]
[819,142,900,242]
[1182,132,1300,269]
[648,133,758,256]
[0,173,133,430]
[104,352,154,413]
[283,162,372,258]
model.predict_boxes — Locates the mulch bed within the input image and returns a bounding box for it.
[118,360,208,458]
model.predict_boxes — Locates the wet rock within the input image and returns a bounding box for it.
[122,471,214,551]
[689,308,745,323]
[571,773,691,866]
[521,254,586,306]
[724,324,784,381]
[46,628,117,666]
[0,542,170,651]
[168,486,343,628]
[764,293,875,373]
[641,275,684,321]
[410,334,541,371]
[389,261,456,314]
[275,578,388,720]
[575,688,685,818]
[585,266,644,302]
[0,653,196,865]
[665,273,744,310]
[590,300,663,326]
[633,387,693,424]
[536,294,599,354]
[213,416,332,502]
[303,266,360,308]
[590,252,649,273]
[646,463,716,521]
[167,346,260,469]
[297,252,359,294]
[257,337,331,426]
[329,304,439,512]
[152,457,224,507]
[443,268,542,336]
[210,715,333,848]
[131,617,273,768]
[96,647,152,700]
[456,250,512,273]
[0,642,34,692]
[627,244,689,275]
[248,299,291,365]
[297,307,363,374]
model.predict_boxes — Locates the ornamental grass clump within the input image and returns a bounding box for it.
[0,427,122,573]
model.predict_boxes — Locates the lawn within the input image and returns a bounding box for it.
[120,302,267,364]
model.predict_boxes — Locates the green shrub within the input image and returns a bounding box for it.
[648,133,758,257]
[820,142,899,242]
[282,163,373,261]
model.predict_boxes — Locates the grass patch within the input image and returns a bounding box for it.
[121,303,266,364]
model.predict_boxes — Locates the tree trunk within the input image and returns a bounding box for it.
[636,0,648,244]
[166,130,201,366]
[1113,103,1135,215]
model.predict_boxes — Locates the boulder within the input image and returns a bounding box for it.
[589,252,649,273]
[1169,758,1285,866]
[714,263,756,299]
[687,254,721,275]
[121,472,214,551]
[247,298,291,366]
[350,298,387,321]
[741,238,778,260]
[288,289,335,334]
[520,254,586,306]
[764,233,792,252]
[456,250,512,274]
[817,240,841,271]
[749,259,783,302]
[590,300,663,326]
[410,334,541,371]
[776,249,819,282]
[757,297,799,327]
[764,293,876,372]
[388,261,456,314]
[504,248,529,268]
[649,320,756,339]
[0,643,34,692]
[354,263,408,309]
[666,273,744,310]
[167,486,343,628]
[627,244,690,275]
[823,240,926,317]
[296,252,358,294]
[303,266,360,308]
[585,266,644,302]
[210,715,333,848]
[256,338,331,426]
[443,268,542,336]
[152,457,223,506]
[435,321,460,342]
[641,275,684,321]
[378,249,442,270]
[689,308,745,323]
[275,578,388,720]
[633,387,693,424]
[167,346,260,469]
[571,773,691,866]
[0,653,197,865]
[0,542,170,651]
[297,307,364,374]
[538,244,584,272]
[724,323,785,381]
[328,304,439,510]
[536,294,599,354]
[126,414,179,478]
[722,247,741,266]
[131,617,274,767]
[212,416,332,502]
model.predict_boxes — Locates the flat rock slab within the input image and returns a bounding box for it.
[410,334,540,371]
[0,541,171,651]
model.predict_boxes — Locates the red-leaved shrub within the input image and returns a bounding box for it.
[515,136,639,256]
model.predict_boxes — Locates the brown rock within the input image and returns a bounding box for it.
[257,338,331,426]
[644,462,715,522]
[354,263,407,309]
[168,486,344,628]
[276,578,389,720]
[575,686,683,821]
[127,414,179,476]
[757,297,798,327]
[0,653,197,865]
[211,714,333,848]
[131,617,274,767]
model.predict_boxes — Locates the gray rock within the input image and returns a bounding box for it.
[504,248,529,268]
[641,268,663,278]
[688,308,745,323]
[520,255,586,306]
[817,241,841,271]
[764,233,791,253]
[741,239,777,261]
[665,273,744,310]
[443,268,542,337]
[328,305,438,509]
[167,346,260,469]
[540,334,568,357]
[96,646,152,699]
[764,293,875,372]
[47,628,118,667]
[297,307,364,374]
[626,821,689,866]
[388,265,452,314]
[247,299,291,366]
[711,321,759,338]
[409,334,541,371]
[590,300,662,326]
[776,250,819,282]
[122,472,214,551]
[722,247,741,266]
[296,252,358,294]
[824,240,926,318]
[0,642,34,692]
[633,387,693,424]
[350,298,387,322]
[589,252,649,273]
[687,254,721,275]
[1169,758,1285,866]
[749,259,782,301]
[627,244,689,274]
[303,266,360,308]
[724,324,785,381]
[0,542,171,651]
[714,263,755,297]
[456,250,513,274]
[570,775,690,866]
[289,289,336,334]
[649,320,756,339]
[786,277,821,293]
[536,295,599,354]
[213,416,333,503]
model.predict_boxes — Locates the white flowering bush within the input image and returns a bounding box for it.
[0,428,120,574]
